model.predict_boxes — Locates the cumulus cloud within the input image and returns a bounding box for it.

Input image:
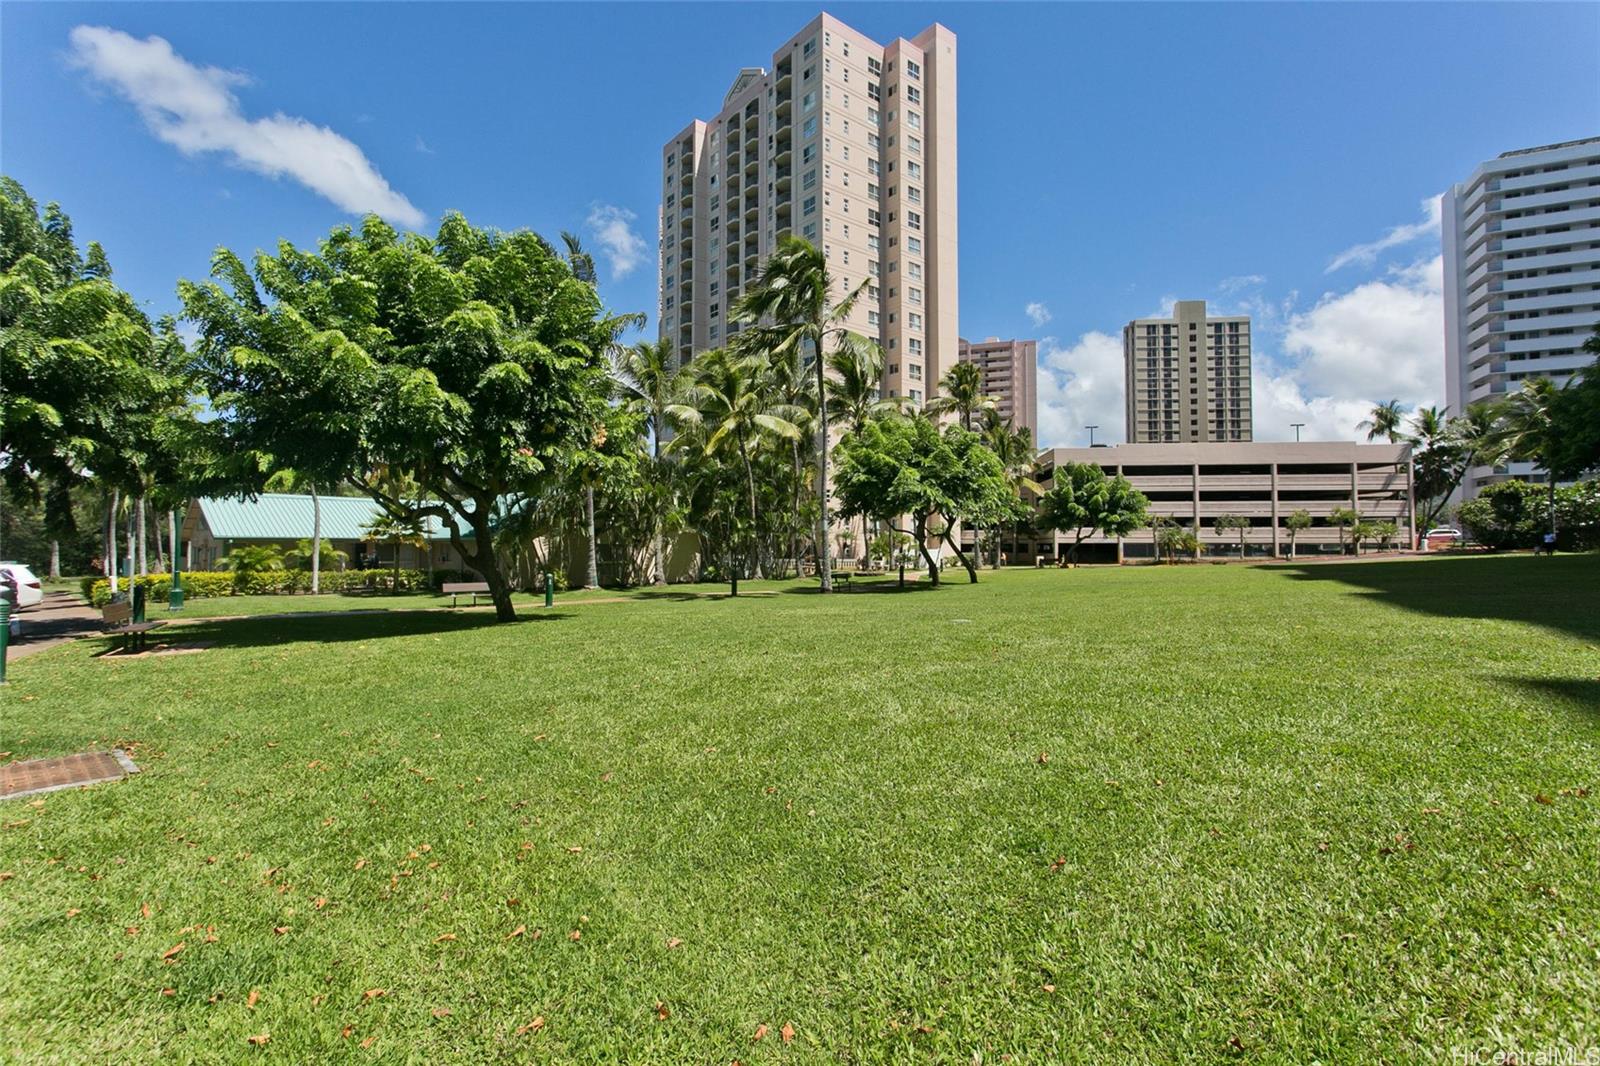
[585,203,646,279]
[1326,196,1442,273]
[1024,301,1052,327]
[1034,331,1126,448]
[67,26,424,227]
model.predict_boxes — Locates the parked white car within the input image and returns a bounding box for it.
[1425,528,1464,543]
[0,562,44,610]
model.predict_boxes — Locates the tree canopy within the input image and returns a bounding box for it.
[1036,461,1150,562]
[181,212,630,620]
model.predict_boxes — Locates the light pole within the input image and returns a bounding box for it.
[1291,422,1305,442]
[1086,425,1099,447]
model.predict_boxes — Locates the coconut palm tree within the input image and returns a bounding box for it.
[613,337,685,586]
[928,360,998,431]
[1494,377,1567,538]
[825,341,904,433]
[1357,399,1406,443]
[667,348,803,578]
[980,409,1040,567]
[733,236,873,592]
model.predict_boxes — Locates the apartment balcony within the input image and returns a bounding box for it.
[775,167,792,191]
[773,141,792,166]
[1502,291,1600,316]
[775,96,792,122]
[744,154,759,178]
[1498,223,1600,255]
[1494,161,1600,195]
[1500,266,1600,293]
[775,66,792,92]
[1498,203,1600,237]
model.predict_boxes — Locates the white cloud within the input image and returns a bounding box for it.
[585,203,646,280]
[414,134,434,155]
[67,26,424,227]
[1326,196,1442,273]
[1218,274,1266,294]
[1034,331,1126,448]
[1024,301,1052,327]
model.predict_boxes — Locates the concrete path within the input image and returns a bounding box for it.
[7,590,103,660]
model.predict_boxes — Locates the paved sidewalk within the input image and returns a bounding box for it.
[7,590,102,661]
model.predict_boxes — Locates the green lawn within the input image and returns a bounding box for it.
[2,556,1596,1061]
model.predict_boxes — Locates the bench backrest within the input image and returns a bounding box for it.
[103,602,133,625]
[441,582,491,593]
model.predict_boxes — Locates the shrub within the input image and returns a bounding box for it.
[86,568,431,605]
[1458,482,1546,550]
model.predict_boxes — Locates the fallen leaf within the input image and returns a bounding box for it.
[781,1022,795,1044]
[434,933,457,943]
[515,1016,546,1035]
[566,846,583,854]
[1036,752,1049,765]
[161,987,175,997]
[655,1000,670,1020]
[207,993,223,1004]
[1316,841,1330,852]
[126,926,140,936]
[0,872,12,882]
[600,772,613,783]
[1048,856,1067,873]
[247,1034,270,1046]
[363,988,386,1001]
[1228,1035,1244,1052]
[1422,807,1442,815]
[354,859,367,870]
[204,932,219,944]
[666,937,683,949]
[315,897,328,909]
[248,989,260,1009]
[273,926,290,936]
[142,902,153,918]
[431,1007,451,1018]
[1535,793,1555,806]
[1559,787,1590,797]
[753,1023,769,1042]
[360,1035,377,1049]
[162,941,185,961]
[67,908,81,917]
[1043,983,1056,993]
[568,929,581,941]
[506,925,526,940]
[341,1026,353,1039]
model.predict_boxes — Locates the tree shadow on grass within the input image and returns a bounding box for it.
[1260,554,1600,643]
[1497,676,1600,721]
[777,578,945,595]
[138,609,572,651]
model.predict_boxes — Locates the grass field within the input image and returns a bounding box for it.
[2,555,1596,1062]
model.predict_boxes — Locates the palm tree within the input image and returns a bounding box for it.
[734,236,873,592]
[668,348,802,578]
[613,338,684,585]
[980,409,1039,567]
[929,360,998,431]
[1494,377,1567,538]
[364,512,429,593]
[1357,399,1406,443]
[265,468,325,593]
[826,341,905,561]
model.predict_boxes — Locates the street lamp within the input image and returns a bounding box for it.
[1291,422,1305,442]
[1086,425,1099,447]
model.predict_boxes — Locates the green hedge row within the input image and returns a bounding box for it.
[82,568,464,607]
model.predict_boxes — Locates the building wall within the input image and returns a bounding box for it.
[1123,300,1252,443]
[1442,136,1600,496]
[958,336,1038,437]
[659,14,957,408]
[964,442,1414,561]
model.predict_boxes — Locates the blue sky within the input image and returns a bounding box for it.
[5,2,1597,444]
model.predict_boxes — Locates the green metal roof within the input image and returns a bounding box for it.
[194,494,447,542]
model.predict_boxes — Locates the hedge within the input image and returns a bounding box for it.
[84,568,444,607]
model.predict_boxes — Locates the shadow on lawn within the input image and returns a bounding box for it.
[160,608,572,650]
[1261,554,1600,643]
[777,578,944,595]
[1498,676,1600,720]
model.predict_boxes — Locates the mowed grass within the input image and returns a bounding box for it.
[1,556,1596,1062]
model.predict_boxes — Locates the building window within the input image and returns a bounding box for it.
[803,222,818,240]
[803,169,816,190]
[908,363,922,381]
[868,56,881,75]
[907,160,922,179]
[907,211,921,231]
[803,195,817,216]
[803,144,816,164]
[910,388,922,405]
[909,313,922,330]
[867,208,881,225]
[907,261,922,279]
[908,337,922,355]
[907,85,921,104]
[907,186,921,204]
[908,286,921,305]
[868,133,881,150]
[907,111,921,131]
[868,108,880,127]
[907,236,922,254]
[907,136,921,155]
[868,234,880,252]
[803,90,816,112]
[868,310,880,326]
[905,59,921,80]
[803,37,816,58]
[803,116,816,139]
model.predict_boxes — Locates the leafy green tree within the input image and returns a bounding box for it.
[1548,325,1600,480]
[1494,377,1566,539]
[1213,513,1251,560]
[833,415,1010,585]
[1327,506,1361,555]
[734,236,873,592]
[222,544,284,575]
[1036,462,1150,563]
[285,537,347,574]
[1157,523,1198,564]
[613,337,686,585]
[927,360,997,431]
[980,410,1040,568]
[182,213,627,621]
[1283,509,1313,560]
[363,512,429,592]
[1357,399,1406,442]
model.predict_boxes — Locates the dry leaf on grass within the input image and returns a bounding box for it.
[247,1034,269,1046]
[655,1001,670,1020]
[781,1022,795,1044]
[434,933,457,943]
[515,1016,546,1035]
[666,937,683,949]
[506,925,526,940]
[248,989,260,1009]
[568,929,581,941]
[363,988,386,1001]
[360,1035,377,1049]
[431,1008,451,1018]
[161,942,185,961]
[753,1023,768,1042]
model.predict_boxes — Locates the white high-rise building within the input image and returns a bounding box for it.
[657,13,958,408]
[1442,136,1600,495]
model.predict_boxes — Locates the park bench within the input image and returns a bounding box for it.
[101,601,167,654]
[442,581,492,608]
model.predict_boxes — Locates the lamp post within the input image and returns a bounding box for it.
[1291,422,1305,442]
[1086,425,1099,447]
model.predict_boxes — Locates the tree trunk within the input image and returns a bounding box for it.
[136,496,148,576]
[49,539,61,580]
[942,529,978,583]
[814,333,832,593]
[107,491,119,593]
[392,538,401,593]
[912,517,939,586]
[459,512,516,622]
[789,438,804,581]
[584,484,599,589]
[153,510,167,571]
[311,483,322,594]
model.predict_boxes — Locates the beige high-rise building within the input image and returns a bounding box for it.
[1123,300,1252,443]
[958,336,1037,437]
[658,13,958,407]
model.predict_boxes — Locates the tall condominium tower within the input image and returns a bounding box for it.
[657,13,958,408]
[957,336,1038,438]
[1442,136,1600,496]
[1123,300,1252,443]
